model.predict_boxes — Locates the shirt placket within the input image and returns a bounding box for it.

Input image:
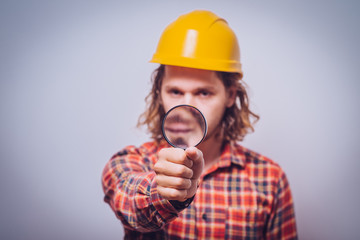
[194,174,227,239]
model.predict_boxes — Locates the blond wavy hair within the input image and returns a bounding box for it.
[137,65,259,142]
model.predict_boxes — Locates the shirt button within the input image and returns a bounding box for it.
[202,213,207,221]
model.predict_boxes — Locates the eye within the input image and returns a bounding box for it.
[197,90,212,97]
[169,89,182,96]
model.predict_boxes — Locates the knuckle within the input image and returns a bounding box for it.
[156,185,165,195]
[174,178,188,188]
[153,162,161,173]
[177,166,193,178]
[168,190,178,199]
[154,175,161,185]
[182,178,192,188]
[158,148,170,160]
[158,148,167,156]
[169,189,185,200]
[176,165,188,176]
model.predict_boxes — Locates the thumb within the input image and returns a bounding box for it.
[185,147,201,161]
[185,147,204,178]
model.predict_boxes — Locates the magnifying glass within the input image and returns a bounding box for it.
[162,105,207,149]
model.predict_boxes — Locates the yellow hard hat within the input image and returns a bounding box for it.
[150,10,242,74]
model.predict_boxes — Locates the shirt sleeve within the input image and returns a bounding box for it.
[266,170,298,240]
[101,146,180,232]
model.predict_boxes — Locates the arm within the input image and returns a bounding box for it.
[266,171,298,240]
[102,145,203,232]
[102,146,179,232]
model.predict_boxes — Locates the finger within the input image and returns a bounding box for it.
[154,161,193,178]
[185,147,201,161]
[155,175,192,190]
[158,148,193,168]
[185,147,204,179]
[157,185,187,201]
[186,179,199,198]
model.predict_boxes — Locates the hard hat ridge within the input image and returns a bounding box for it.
[150,10,242,74]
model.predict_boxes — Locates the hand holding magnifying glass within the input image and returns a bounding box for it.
[154,105,207,202]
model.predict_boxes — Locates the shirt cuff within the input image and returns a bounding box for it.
[169,195,195,211]
[148,172,181,222]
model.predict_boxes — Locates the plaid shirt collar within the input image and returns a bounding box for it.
[202,141,246,177]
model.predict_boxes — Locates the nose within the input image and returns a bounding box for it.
[183,93,195,106]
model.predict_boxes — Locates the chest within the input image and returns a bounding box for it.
[165,168,274,239]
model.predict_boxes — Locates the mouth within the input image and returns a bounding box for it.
[164,127,192,134]
[164,123,193,134]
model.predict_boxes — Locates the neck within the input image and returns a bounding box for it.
[198,134,224,172]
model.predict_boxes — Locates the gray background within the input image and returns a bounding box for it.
[1,0,359,239]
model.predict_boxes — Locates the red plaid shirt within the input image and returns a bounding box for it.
[102,141,297,239]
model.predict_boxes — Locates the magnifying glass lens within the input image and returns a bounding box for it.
[162,105,207,149]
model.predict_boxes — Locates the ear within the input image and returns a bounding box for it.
[226,86,237,108]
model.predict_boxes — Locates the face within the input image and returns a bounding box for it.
[160,65,236,141]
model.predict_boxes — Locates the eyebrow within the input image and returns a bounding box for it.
[163,85,217,92]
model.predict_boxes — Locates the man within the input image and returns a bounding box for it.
[102,10,297,239]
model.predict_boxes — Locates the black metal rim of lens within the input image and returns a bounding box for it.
[161,104,208,149]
